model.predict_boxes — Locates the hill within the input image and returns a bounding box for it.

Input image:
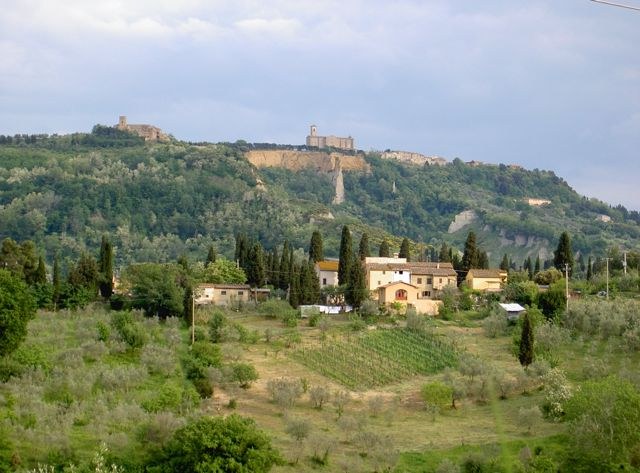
[0,129,638,269]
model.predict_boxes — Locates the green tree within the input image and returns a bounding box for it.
[379,240,390,258]
[346,255,367,309]
[289,264,300,309]
[235,233,250,272]
[206,245,217,266]
[247,242,266,287]
[52,254,61,309]
[478,250,489,269]
[68,253,100,296]
[146,414,283,473]
[554,231,574,275]
[279,241,291,291]
[518,312,534,368]
[98,235,114,298]
[534,255,541,275]
[302,261,321,304]
[500,254,510,271]
[358,233,370,260]
[537,280,566,319]
[197,259,247,284]
[586,256,592,281]
[338,226,353,286]
[564,377,640,470]
[125,263,185,318]
[0,269,36,356]
[183,284,194,325]
[308,230,323,263]
[35,256,47,285]
[438,242,451,263]
[461,231,479,271]
[399,238,411,262]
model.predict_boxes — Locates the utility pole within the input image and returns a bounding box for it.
[565,263,570,313]
[605,258,610,300]
[623,251,627,275]
[191,293,195,346]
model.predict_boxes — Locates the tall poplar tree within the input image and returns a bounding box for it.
[279,241,291,290]
[379,240,390,258]
[534,256,541,275]
[183,284,194,325]
[358,233,370,260]
[518,313,534,369]
[308,230,323,263]
[500,254,510,271]
[98,235,114,298]
[399,238,411,262]
[338,226,353,286]
[289,264,300,308]
[35,256,47,284]
[586,256,593,281]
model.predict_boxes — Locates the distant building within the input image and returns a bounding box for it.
[526,198,551,206]
[466,269,508,292]
[195,284,251,306]
[596,214,612,223]
[315,260,339,287]
[306,125,354,151]
[116,115,169,142]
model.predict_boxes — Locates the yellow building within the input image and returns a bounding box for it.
[377,281,442,315]
[314,260,339,287]
[465,269,507,292]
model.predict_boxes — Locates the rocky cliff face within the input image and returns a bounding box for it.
[245,150,370,173]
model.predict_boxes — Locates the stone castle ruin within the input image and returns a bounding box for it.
[116,116,169,142]
[306,125,354,151]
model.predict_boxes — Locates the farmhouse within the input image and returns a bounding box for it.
[195,283,251,306]
[377,281,442,315]
[466,269,508,292]
[314,260,339,288]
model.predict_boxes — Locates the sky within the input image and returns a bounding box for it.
[1,0,639,210]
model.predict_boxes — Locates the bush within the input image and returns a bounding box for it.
[229,362,258,389]
[120,323,147,349]
[267,377,303,409]
[258,299,294,318]
[482,312,508,338]
[145,415,283,472]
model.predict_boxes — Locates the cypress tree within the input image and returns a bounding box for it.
[461,231,479,270]
[270,247,280,286]
[500,254,510,271]
[526,257,534,280]
[399,238,411,262]
[206,245,217,266]
[308,230,323,263]
[346,255,367,309]
[338,225,353,286]
[52,255,61,309]
[35,256,47,285]
[553,231,574,275]
[534,256,541,275]
[307,261,321,304]
[289,264,300,308]
[183,284,194,325]
[247,242,265,287]
[518,313,534,369]
[378,240,390,258]
[358,233,370,260]
[98,235,114,299]
[235,233,249,272]
[439,242,451,263]
[478,251,489,270]
[279,241,290,290]
[586,256,593,281]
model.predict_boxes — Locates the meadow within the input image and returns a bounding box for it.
[1,299,639,472]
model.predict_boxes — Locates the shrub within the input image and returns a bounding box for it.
[482,312,508,338]
[229,363,258,389]
[309,385,331,410]
[258,299,294,318]
[96,321,110,342]
[267,377,303,409]
[421,382,453,416]
[141,382,185,413]
[120,323,147,349]
[145,415,283,472]
[141,344,177,376]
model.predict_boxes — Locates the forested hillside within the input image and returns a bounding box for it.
[1,129,638,271]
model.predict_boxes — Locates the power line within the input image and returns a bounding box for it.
[591,0,640,11]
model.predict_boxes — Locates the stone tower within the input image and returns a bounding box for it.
[332,164,345,205]
[310,125,317,137]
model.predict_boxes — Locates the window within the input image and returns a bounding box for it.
[382,270,386,275]
[427,277,433,284]
[399,271,404,275]
[322,278,327,286]
[439,278,443,284]
[417,277,422,284]
[395,289,408,300]
[221,290,227,295]
[238,291,244,295]
[422,290,431,297]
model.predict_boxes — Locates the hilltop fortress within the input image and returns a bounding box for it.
[116,116,169,142]
[306,125,354,151]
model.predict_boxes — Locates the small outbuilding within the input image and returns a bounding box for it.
[498,303,526,322]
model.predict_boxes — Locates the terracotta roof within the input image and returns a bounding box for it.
[467,269,507,278]
[316,260,339,271]
[377,281,418,289]
[366,261,455,275]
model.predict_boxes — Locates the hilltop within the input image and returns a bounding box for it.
[0,128,638,268]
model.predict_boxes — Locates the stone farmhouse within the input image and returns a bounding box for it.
[195,284,251,306]
[306,125,354,151]
[116,116,169,142]
[314,260,339,288]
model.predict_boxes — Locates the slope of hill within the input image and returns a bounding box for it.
[0,129,638,268]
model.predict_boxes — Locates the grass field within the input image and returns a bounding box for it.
[2,300,639,472]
